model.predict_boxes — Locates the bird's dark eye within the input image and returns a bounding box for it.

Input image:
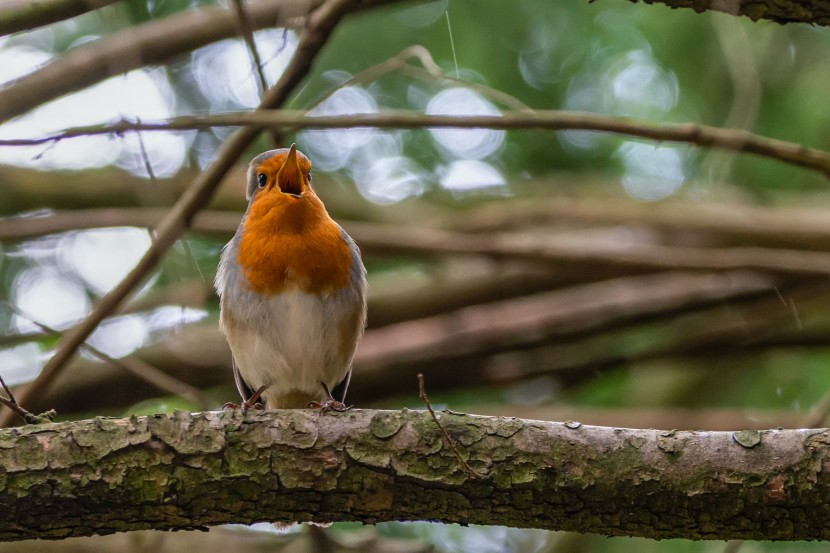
[307,172,312,182]
[257,173,267,188]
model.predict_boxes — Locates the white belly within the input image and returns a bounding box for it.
[222,289,359,406]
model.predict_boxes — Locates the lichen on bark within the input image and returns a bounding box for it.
[0,409,828,542]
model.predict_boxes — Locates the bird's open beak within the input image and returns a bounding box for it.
[277,143,304,197]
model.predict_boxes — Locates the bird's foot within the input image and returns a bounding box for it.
[308,397,352,413]
[223,400,265,414]
[308,382,352,414]
[223,384,268,414]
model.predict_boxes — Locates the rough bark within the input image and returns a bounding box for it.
[0,409,829,541]
[633,0,830,25]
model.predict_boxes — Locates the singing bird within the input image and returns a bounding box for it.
[215,144,367,412]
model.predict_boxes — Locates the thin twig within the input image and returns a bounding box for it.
[4,302,212,406]
[24,316,212,409]
[134,121,157,181]
[230,0,280,147]
[230,0,269,95]
[2,110,827,177]
[134,121,210,392]
[0,0,354,427]
[0,279,213,348]
[308,44,530,113]
[0,373,55,425]
[417,373,485,479]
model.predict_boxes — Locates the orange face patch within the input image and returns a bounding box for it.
[255,148,312,197]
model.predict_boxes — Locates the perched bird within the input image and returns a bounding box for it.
[215,144,367,412]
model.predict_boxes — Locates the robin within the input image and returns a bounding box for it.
[215,144,367,412]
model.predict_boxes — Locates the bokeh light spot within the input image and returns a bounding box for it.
[88,315,148,359]
[0,67,186,176]
[12,268,90,330]
[191,30,298,109]
[618,142,687,201]
[354,155,426,204]
[63,228,153,295]
[439,159,506,191]
[426,88,505,160]
[299,85,379,172]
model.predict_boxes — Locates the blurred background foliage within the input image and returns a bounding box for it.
[1,0,830,550]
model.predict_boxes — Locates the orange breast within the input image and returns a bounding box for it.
[237,193,352,296]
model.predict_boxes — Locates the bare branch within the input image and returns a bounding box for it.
[456,197,830,251]
[0,373,54,425]
[23,317,212,409]
[2,111,827,177]
[347,221,830,278]
[634,0,830,27]
[0,0,404,124]
[471,405,810,432]
[356,271,777,384]
[0,207,238,242]
[309,44,532,111]
[10,209,830,279]
[0,0,295,124]
[230,0,269,95]
[11,195,830,255]
[0,0,120,36]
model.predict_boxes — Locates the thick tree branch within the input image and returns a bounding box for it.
[3,111,828,177]
[10,195,830,254]
[633,0,830,26]
[357,271,775,374]
[0,409,828,541]
[457,197,830,251]
[13,209,830,277]
[0,0,121,36]
[349,222,830,278]
[9,207,830,280]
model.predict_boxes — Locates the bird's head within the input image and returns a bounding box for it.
[246,144,314,202]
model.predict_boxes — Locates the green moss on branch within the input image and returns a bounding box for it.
[0,409,828,541]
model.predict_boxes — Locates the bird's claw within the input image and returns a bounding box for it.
[224,384,268,414]
[309,381,352,414]
[308,398,352,413]
[222,400,264,414]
